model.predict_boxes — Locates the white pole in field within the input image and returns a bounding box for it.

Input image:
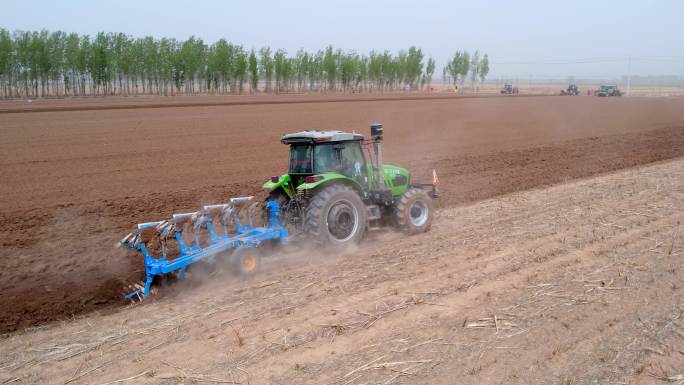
[627,55,632,96]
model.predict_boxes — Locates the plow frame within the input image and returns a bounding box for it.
[119,198,288,301]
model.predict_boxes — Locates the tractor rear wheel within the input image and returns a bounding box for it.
[393,187,433,234]
[305,184,367,248]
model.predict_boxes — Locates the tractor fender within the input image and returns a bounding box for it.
[296,173,365,196]
[262,174,293,198]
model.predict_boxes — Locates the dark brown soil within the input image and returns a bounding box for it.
[0,95,683,333]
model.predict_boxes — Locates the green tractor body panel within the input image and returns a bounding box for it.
[262,174,293,197]
[295,172,365,193]
[263,164,411,198]
[382,164,411,196]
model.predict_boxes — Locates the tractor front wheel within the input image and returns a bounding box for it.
[393,187,433,234]
[305,184,367,248]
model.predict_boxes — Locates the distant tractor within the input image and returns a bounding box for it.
[596,85,622,97]
[560,84,580,96]
[500,84,519,95]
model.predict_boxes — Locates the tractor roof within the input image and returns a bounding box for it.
[281,130,364,144]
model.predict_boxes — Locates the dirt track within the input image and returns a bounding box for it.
[1,158,682,384]
[0,95,684,335]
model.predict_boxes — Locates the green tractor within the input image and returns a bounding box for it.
[560,84,579,96]
[596,85,623,97]
[262,123,436,248]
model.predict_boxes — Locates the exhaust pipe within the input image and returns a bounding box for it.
[370,123,384,189]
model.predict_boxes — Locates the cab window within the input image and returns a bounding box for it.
[340,142,365,178]
[289,144,312,174]
[313,141,366,178]
[313,143,337,173]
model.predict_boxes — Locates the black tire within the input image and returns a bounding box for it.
[304,184,367,248]
[393,187,433,234]
[231,245,261,276]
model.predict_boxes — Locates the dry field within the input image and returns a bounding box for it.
[0,94,683,384]
[1,157,683,385]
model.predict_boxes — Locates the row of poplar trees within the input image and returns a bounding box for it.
[0,29,489,99]
[443,50,490,89]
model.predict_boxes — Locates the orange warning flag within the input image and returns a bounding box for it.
[432,169,440,190]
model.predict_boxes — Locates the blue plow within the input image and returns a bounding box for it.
[117,196,288,301]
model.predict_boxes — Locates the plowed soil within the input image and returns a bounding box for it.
[1,156,682,385]
[0,94,683,339]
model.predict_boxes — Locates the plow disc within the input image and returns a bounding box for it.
[117,196,288,301]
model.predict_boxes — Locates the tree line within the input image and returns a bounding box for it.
[443,50,490,89]
[0,29,490,98]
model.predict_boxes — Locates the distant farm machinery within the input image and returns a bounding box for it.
[595,85,623,97]
[500,84,519,95]
[560,84,580,96]
[118,124,436,301]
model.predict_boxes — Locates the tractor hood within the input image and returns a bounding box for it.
[382,164,411,195]
[383,164,409,179]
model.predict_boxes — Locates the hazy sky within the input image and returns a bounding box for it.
[2,0,683,79]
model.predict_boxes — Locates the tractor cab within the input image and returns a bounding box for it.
[283,130,367,183]
[277,130,374,197]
